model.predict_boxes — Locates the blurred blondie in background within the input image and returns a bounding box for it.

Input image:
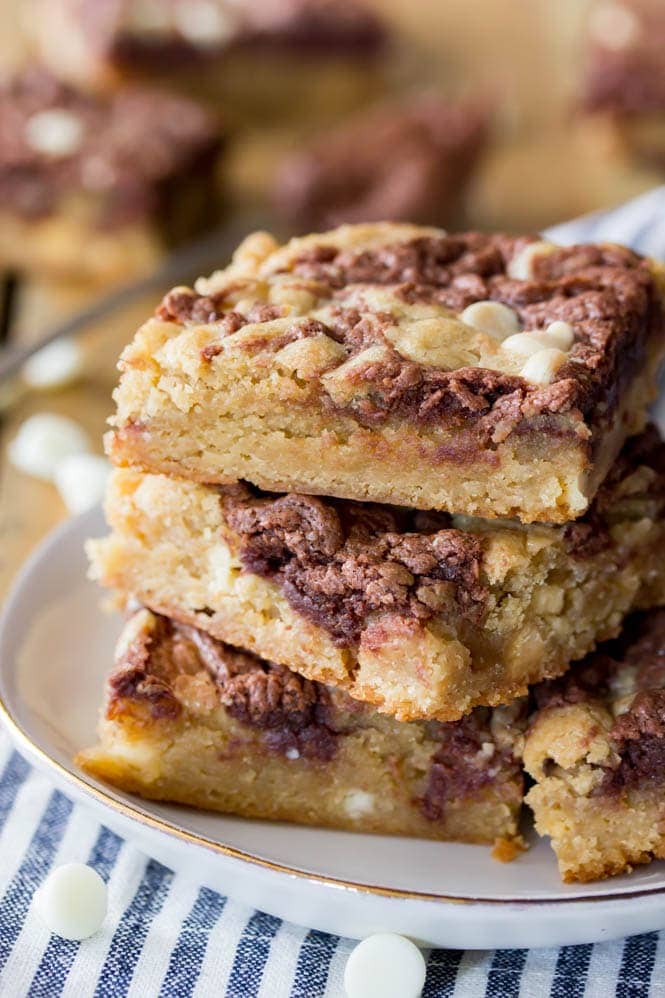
[0,0,663,293]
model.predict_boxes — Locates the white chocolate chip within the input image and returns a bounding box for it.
[343,790,375,819]
[174,1,231,44]
[25,109,84,157]
[22,338,84,390]
[344,934,426,998]
[588,2,640,50]
[520,348,568,385]
[543,321,574,350]
[53,453,111,514]
[285,747,300,760]
[8,413,90,481]
[503,323,574,358]
[502,332,547,357]
[533,583,565,615]
[33,863,107,941]
[460,301,519,341]
[207,543,236,591]
[507,241,558,280]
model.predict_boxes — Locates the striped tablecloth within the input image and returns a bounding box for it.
[3,187,665,998]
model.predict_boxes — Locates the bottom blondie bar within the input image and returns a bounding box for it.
[78,608,525,846]
[525,609,665,882]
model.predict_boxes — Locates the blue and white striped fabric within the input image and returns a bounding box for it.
[2,729,664,998]
[4,187,665,998]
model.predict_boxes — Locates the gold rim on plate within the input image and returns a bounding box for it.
[2,512,665,907]
[5,695,665,908]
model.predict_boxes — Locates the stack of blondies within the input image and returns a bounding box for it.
[82,222,665,883]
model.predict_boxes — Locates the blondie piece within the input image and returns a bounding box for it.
[107,223,665,523]
[90,427,665,722]
[0,70,222,282]
[272,94,489,231]
[582,0,665,167]
[27,0,388,124]
[78,607,525,844]
[525,609,665,883]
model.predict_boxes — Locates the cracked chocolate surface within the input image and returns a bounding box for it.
[221,486,486,645]
[532,609,665,792]
[156,231,662,439]
[0,69,221,226]
[286,236,657,428]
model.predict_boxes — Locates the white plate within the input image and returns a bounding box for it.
[1,508,665,949]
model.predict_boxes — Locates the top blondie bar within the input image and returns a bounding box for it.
[108,223,665,523]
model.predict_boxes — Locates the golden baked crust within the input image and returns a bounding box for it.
[78,608,525,845]
[88,427,665,722]
[525,609,665,882]
[106,222,665,523]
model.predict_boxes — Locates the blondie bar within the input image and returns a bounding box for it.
[107,223,665,523]
[90,427,665,722]
[27,0,388,124]
[78,607,525,844]
[582,0,665,167]
[272,94,489,231]
[525,608,665,882]
[0,70,222,282]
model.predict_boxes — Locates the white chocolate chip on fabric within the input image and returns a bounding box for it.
[8,413,90,481]
[520,348,568,385]
[460,301,519,341]
[22,337,84,390]
[33,864,107,941]
[507,241,559,280]
[25,109,85,157]
[53,453,111,514]
[344,934,426,998]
